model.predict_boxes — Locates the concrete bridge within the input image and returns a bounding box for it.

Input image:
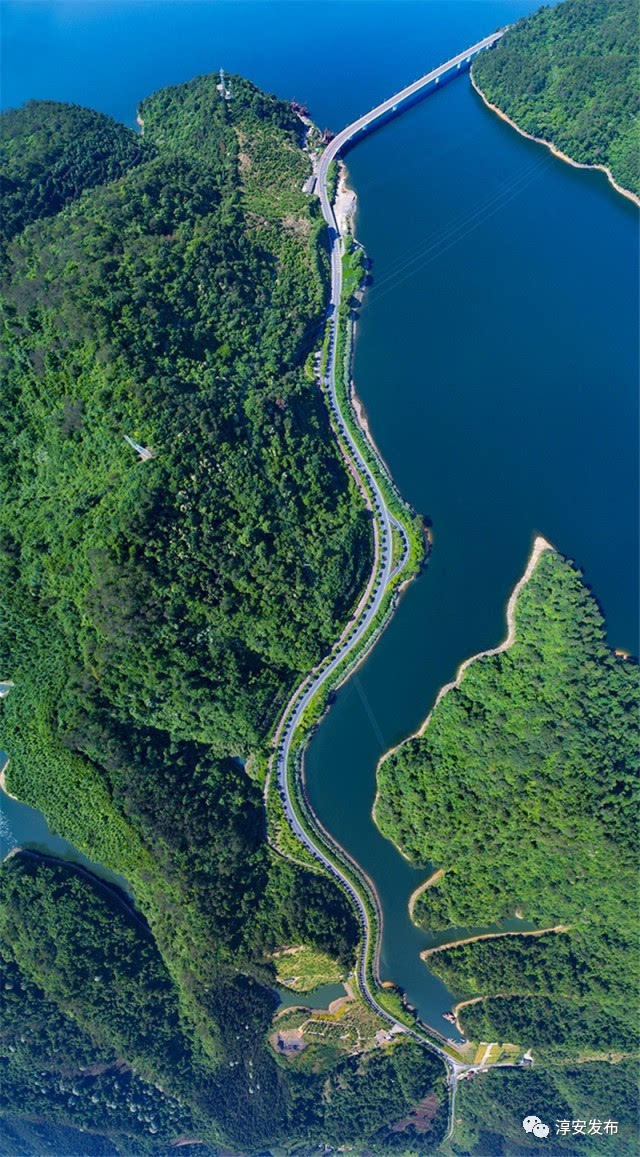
[316,30,504,219]
[272,30,508,1141]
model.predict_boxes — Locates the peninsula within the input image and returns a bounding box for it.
[376,546,638,1063]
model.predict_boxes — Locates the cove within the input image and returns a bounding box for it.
[0,767,131,895]
[276,982,348,1011]
[305,70,639,1030]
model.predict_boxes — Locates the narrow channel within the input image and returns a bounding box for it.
[305,75,639,1031]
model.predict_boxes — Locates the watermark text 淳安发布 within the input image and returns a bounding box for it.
[523,1116,619,1140]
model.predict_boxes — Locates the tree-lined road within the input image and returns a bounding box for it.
[270,32,507,1139]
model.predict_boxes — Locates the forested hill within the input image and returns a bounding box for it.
[0,853,447,1153]
[472,0,640,199]
[0,75,407,1151]
[0,79,371,869]
[0,101,149,248]
[376,548,639,1062]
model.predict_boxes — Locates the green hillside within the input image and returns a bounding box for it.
[376,548,639,1057]
[455,1061,639,1156]
[0,74,404,1151]
[472,0,640,198]
[0,80,367,902]
[0,101,149,248]
[0,854,447,1152]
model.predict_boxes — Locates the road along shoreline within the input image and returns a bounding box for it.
[263,89,463,1100]
[264,141,425,1038]
[470,73,640,209]
[265,37,528,1139]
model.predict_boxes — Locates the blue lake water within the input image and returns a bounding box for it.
[2,1,637,1034]
[0,753,131,892]
[2,1,544,130]
[276,981,347,1010]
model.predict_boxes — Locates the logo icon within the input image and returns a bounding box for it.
[523,1115,549,1139]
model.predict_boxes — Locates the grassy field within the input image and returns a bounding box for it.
[472,1041,523,1066]
[272,944,345,992]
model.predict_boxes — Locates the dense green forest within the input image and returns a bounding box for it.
[0,870,200,1152]
[453,1060,640,1155]
[0,854,447,1153]
[0,102,149,250]
[0,74,433,1150]
[376,548,638,1058]
[472,0,640,198]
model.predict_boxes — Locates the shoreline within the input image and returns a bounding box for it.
[329,205,420,690]
[5,845,144,927]
[277,151,428,1013]
[338,161,400,489]
[378,534,553,774]
[273,980,355,1021]
[350,388,397,488]
[452,995,489,1035]
[334,160,357,235]
[295,238,423,945]
[372,535,554,847]
[415,534,553,737]
[0,761,19,803]
[470,73,640,209]
[408,869,445,923]
[301,749,387,982]
[421,923,570,960]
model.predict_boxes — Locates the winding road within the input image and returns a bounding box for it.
[269,32,509,1139]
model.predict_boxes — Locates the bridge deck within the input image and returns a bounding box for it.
[325,30,504,162]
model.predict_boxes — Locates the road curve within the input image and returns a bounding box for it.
[270,32,507,1139]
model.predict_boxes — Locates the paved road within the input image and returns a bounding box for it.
[270,32,506,1140]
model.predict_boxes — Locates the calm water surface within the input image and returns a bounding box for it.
[277,982,347,1010]
[2,1,637,1033]
[0,754,130,892]
[306,63,639,1030]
